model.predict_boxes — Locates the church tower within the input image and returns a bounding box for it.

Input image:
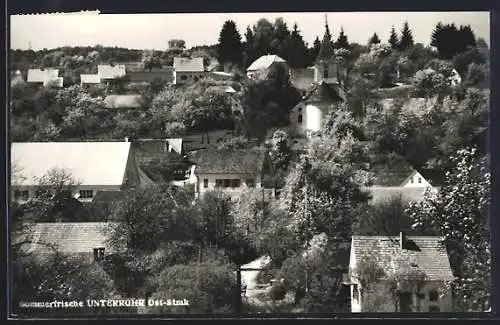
[313,14,339,85]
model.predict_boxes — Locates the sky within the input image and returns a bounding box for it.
[10,11,490,51]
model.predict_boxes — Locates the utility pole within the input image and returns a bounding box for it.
[235,265,242,313]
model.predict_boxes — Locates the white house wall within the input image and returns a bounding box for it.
[402,171,432,188]
[352,280,452,312]
[195,173,262,197]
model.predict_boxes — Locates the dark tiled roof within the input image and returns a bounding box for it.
[303,81,345,104]
[372,169,414,186]
[419,168,446,187]
[133,138,183,156]
[352,235,454,281]
[127,68,175,83]
[189,148,266,175]
[18,222,120,254]
[92,190,124,203]
[182,130,234,152]
[361,186,431,204]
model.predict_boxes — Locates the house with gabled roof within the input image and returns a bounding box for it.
[246,54,288,79]
[97,64,126,80]
[27,68,63,87]
[188,147,275,198]
[348,232,455,312]
[290,81,346,137]
[361,153,442,204]
[15,222,122,263]
[11,141,153,204]
[173,57,205,85]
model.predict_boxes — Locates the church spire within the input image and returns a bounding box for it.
[315,13,335,64]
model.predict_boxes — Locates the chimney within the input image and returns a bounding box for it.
[400,231,406,250]
[125,137,129,142]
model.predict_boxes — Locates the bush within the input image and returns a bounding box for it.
[256,265,280,285]
[147,258,237,314]
[269,282,287,301]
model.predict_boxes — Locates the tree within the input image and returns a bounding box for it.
[388,26,399,50]
[196,190,236,250]
[252,18,275,59]
[399,21,414,51]
[452,47,486,78]
[216,20,244,67]
[13,253,120,315]
[411,68,450,98]
[137,151,190,183]
[463,62,488,88]
[168,39,186,50]
[335,26,349,49]
[349,255,387,311]
[140,50,162,71]
[243,26,256,68]
[285,23,310,69]
[279,109,371,244]
[354,196,414,236]
[407,148,490,311]
[271,18,291,58]
[308,36,322,65]
[431,23,476,59]
[241,64,301,140]
[146,258,236,313]
[368,33,381,46]
[106,185,196,253]
[21,167,89,223]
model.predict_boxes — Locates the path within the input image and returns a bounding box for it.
[240,255,271,307]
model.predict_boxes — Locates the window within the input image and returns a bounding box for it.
[429,305,441,312]
[429,290,439,302]
[79,190,94,199]
[399,292,413,312]
[194,76,199,82]
[410,177,414,184]
[180,75,187,81]
[298,114,303,124]
[275,189,281,199]
[323,68,329,79]
[231,179,241,188]
[352,284,359,301]
[223,179,231,188]
[298,107,302,113]
[418,177,422,184]
[215,179,224,188]
[93,247,105,261]
[14,190,29,201]
[203,179,209,188]
[246,179,256,187]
